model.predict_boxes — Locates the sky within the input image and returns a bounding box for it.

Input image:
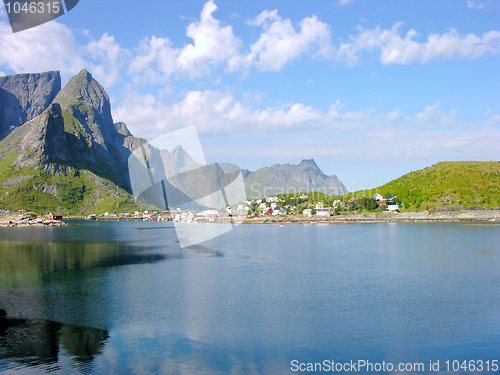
[0,0,499,190]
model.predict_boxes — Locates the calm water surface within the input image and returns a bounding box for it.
[0,220,499,374]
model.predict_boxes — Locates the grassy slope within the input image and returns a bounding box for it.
[273,162,500,212]
[349,161,500,210]
[0,111,155,215]
[0,164,154,215]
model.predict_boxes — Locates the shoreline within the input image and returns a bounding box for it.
[241,210,500,224]
[0,215,67,227]
[3,210,499,227]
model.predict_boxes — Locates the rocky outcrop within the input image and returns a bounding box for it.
[114,121,132,137]
[0,71,61,139]
[0,214,67,227]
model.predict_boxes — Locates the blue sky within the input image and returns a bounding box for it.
[0,0,499,189]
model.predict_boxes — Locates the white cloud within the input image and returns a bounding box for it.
[336,23,500,65]
[114,89,331,139]
[337,0,356,5]
[128,0,242,82]
[0,20,87,80]
[128,36,178,84]
[85,33,130,88]
[115,85,496,146]
[1,0,499,89]
[177,0,242,78]
[232,11,332,71]
[467,0,487,9]
[0,19,129,87]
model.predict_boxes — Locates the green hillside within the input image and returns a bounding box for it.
[373,161,500,210]
[0,164,153,215]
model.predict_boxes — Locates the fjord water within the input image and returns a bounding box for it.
[0,221,499,374]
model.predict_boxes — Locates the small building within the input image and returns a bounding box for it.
[316,207,332,216]
[303,209,312,217]
[387,202,399,211]
[272,206,286,215]
[373,193,384,201]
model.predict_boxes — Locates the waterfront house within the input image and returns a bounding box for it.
[387,202,399,211]
[316,207,332,216]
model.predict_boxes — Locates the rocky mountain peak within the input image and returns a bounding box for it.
[298,159,321,173]
[171,145,202,172]
[54,69,116,147]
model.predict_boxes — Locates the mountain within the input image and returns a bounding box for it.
[0,70,156,214]
[0,69,348,213]
[244,159,347,199]
[0,71,61,139]
[369,161,500,210]
[170,145,202,173]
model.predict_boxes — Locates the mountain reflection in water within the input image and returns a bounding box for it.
[0,310,109,372]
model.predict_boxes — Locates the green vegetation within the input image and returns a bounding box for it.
[343,161,500,211]
[252,161,500,215]
[0,164,155,215]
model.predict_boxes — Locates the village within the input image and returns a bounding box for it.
[78,193,400,223]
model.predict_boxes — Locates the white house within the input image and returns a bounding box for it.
[272,206,286,215]
[316,207,332,216]
[386,202,399,211]
[373,193,384,201]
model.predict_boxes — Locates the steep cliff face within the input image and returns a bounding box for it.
[0,71,61,139]
[1,103,70,169]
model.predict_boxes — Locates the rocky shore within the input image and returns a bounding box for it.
[241,210,500,224]
[0,215,67,227]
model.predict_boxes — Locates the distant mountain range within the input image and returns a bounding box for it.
[0,70,347,213]
[244,159,347,199]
